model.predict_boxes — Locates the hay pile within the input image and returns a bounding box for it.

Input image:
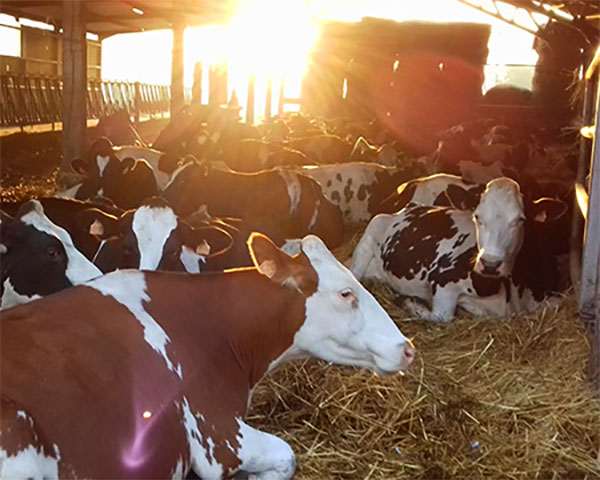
[248,234,600,479]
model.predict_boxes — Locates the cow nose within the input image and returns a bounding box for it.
[481,258,501,270]
[403,345,416,367]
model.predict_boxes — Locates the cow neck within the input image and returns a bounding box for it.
[145,268,307,392]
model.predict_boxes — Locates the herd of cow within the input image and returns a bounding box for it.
[0,109,576,478]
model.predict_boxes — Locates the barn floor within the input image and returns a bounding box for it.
[1,129,599,479]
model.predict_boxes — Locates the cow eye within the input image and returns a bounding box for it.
[339,289,357,304]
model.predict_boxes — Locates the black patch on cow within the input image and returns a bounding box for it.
[336,173,342,182]
[357,184,369,201]
[326,180,332,187]
[452,233,470,249]
[343,180,354,203]
[382,206,458,281]
[331,191,341,203]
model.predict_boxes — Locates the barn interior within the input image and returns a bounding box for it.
[1,0,600,478]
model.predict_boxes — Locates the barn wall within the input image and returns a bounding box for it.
[302,18,490,154]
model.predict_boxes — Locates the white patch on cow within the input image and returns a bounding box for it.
[0,244,7,255]
[180,246,205,274]
[170,457,186,479]
[233,418,296,479]
[20,202,103,284]
[0,445,60,480]
[96,155,110,176]
[1,278,42,310]
[278,170,302,215]
[16,410,27,419]
[132,206,178,270]
[180,397,223,479]
[55,182,82,199]
[88,270,182,377]
[198,134,207,145]
[307,199,320,230]
[289,235,412,376]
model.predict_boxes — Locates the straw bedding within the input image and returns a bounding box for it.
[248,233,600,479]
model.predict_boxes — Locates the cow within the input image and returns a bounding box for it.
[0,233,415,479]
[1,197,124,261]
[70,137,179,191]
[351,177,567,321]
[299,161,428,225]
[64,143,159,210]
[162,160,345,248]
[1,200,101,309]
[79,197,233,273]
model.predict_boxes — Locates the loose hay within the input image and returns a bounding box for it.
[249,235,600,479]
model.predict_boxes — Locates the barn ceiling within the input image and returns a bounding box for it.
[0,0,241,37]
[0,0,598,39]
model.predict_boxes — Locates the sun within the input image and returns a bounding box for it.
[225,0,319,78]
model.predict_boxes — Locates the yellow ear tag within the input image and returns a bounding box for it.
[89,219,104,236]
[195,240,211,256]
[259,260,277,278]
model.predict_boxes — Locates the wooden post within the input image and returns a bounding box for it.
[192,61,203,106]
[246,74,255,125]
[264,77,272,119]
[134,81,141,123]
[170,19,185,117]
[278,76,285,116]
[62,0,87,171]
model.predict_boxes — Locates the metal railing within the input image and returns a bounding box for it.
[0,74,175,127]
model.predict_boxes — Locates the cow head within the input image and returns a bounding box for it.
[249,233,415,376]
[472,177,567,277]
[71,137,115,176]
[1,201,102,309]
[78,197,232,273]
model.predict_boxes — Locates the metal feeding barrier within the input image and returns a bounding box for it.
[0,74,173,128]
[572,44,600,385]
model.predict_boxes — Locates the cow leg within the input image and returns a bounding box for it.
[233,421,295,480]
[404,288,458,322]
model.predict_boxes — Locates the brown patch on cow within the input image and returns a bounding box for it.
[343,179,354,203]
[357,184,369,201]
[331,190,341,203]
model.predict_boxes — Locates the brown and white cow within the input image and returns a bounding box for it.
[0,234,414,479]
[299,161,428,225]
[351,178,567,321]
[163,160,345,248]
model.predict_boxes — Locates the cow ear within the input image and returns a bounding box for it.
[248,232,291,279]
[76,208,120,239]
[530,198,567,223]
[248,233,317,295]
[189,225,233,259]
[350,136,372,158]
[71,158,90,175]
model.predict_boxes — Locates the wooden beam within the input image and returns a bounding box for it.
[62,0,87,172]
[170,18,185,116]
[246,74,255,125]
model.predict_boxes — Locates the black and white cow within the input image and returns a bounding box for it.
[299,161,428,225]
[351,178,567,321]
[1,201,101,309]
[70,137,180,190]
[77,197,234,273]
